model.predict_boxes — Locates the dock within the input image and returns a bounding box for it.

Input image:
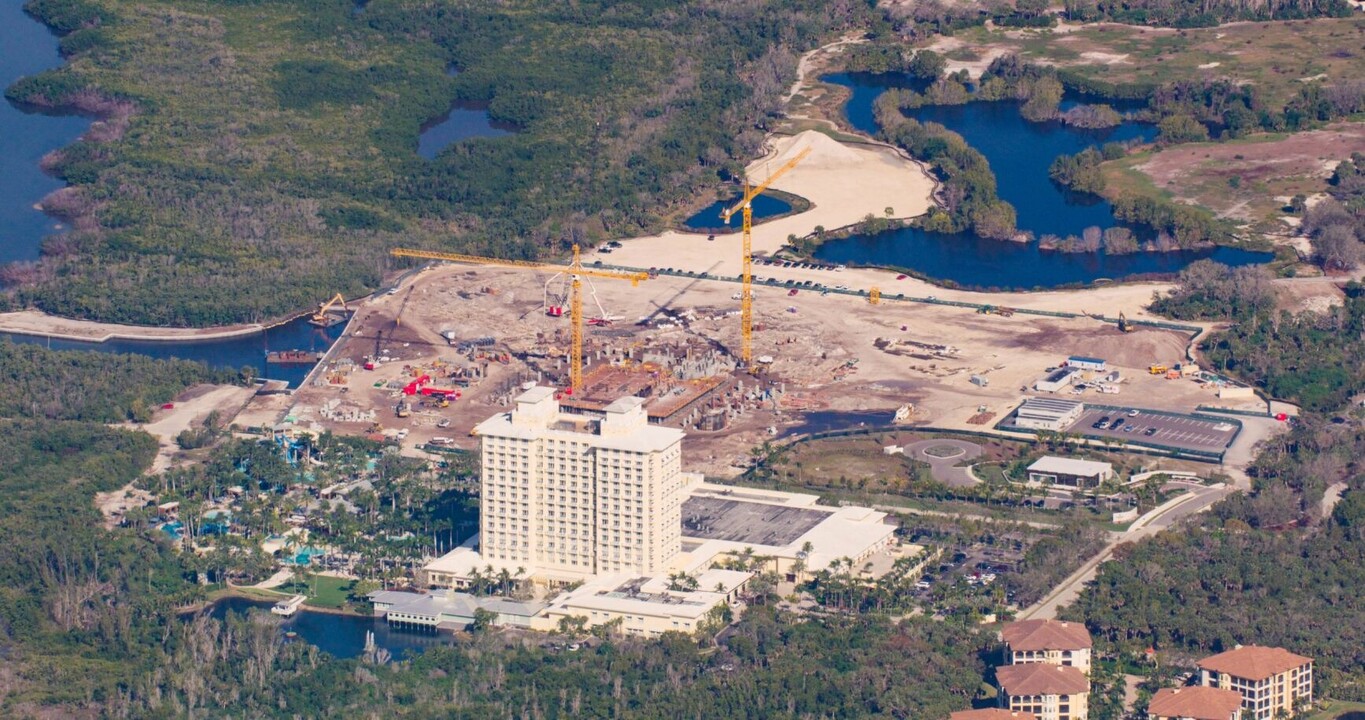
[270,595,306,616]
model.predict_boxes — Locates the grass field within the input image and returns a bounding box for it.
[1303,700,1365,720]
[278,575,357,609]
[942,18,1365,108]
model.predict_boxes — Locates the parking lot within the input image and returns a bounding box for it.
[1066,408,1240,454]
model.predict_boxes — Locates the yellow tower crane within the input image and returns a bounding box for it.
[721,146,811,371]
[389,246,648,394]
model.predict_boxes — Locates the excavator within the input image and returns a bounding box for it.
[310,293,349,327]
[1117,312,1135,333]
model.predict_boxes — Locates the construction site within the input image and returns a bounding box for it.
[258,251,1256,476]
[237,131,1271,476]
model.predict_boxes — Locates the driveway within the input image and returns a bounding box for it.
[1017,483,1233,620]
[902,439,983,488]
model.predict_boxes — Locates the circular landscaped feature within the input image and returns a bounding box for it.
[922,444,966,459]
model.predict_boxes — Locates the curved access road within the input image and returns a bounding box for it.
[902,439,983,488]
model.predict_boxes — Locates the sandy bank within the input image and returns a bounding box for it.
[0,309,267,343]
[610,130,936,276]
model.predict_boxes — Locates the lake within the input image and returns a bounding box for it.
[681,193,793,233]
[0,314,346,388]
[417,101,514,159]
[0,0,92,264]
[814,72,1273,288]
[205,597,458,660]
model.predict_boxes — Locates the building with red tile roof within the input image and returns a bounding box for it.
[1148,686,1244,720]
[1197,646,1312,720]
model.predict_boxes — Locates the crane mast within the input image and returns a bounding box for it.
[389,246,647,395]
[721,146,811,370]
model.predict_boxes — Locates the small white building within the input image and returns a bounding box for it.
[1014,398,1085,431]
[1034,368,1084,393]
[1027,456,1114,489]
[1066,356,1107,372]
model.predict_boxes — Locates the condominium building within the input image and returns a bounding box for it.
[1001,619,1094,675]
[474,387,686,583]
[996,663,1090,720]
[951,710,1037,720]
[1197,646,1312,720]
[1147,686,1244,720]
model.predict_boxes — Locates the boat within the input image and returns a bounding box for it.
[271,595,306,616]
[266,350,324,364]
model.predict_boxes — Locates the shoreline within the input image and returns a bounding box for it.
[0,308,315,345]
[182,585,370,618]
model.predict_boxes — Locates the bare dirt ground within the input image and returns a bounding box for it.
[96,383,256,525]
[282,265,1223,477]
[1274,279,1346,314]
[1120,124,1365,226]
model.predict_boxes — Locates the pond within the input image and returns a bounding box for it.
[813,72,1273,289]
[681,193,793,233]
[205,597,458,660]
[779,409,893,438]
[417,101,514,159]
[0,314,346,388]
[0,0,93,264]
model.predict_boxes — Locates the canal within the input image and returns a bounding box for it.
[0,315,346,388]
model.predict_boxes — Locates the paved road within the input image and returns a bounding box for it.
[902,439,983,488]
[1017,483,1233,620]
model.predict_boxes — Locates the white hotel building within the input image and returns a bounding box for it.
[475,387,685,583]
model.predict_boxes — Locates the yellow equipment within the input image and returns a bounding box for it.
[1148,364,1167,375]
[868,287,880,305]
[390,246,648,394]
[310,293,349,326]
[721,146,811,371]
[1117,312,1134,333]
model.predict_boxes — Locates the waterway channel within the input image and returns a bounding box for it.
[206,597,457,660]
[813,72,1273,289]
[0,0,92,264]
[0,315,346,387]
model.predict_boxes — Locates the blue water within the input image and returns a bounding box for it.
[206,597,458,660]
[681,193,793,232]
[0,0,93,263]
[780,410,894,438]
[0,314,346,387]
[813,73,1273,288]
[823,72,934,141]
[417,101,513,159]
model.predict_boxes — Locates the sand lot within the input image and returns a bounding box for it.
[611,130,936,267]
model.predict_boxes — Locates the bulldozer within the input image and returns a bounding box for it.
[1148,364,1168,375]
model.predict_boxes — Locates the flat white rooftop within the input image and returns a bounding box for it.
[1027,456,1113,477]
[474,409,684,453]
